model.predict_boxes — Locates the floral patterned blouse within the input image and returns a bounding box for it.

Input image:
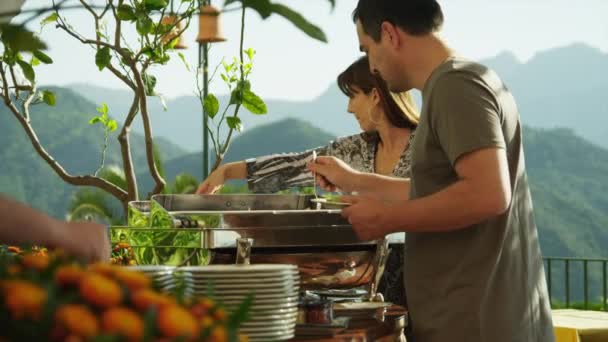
[245,131,415,193]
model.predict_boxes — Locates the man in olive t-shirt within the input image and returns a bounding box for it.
[308,1,555,341]
[403,56,554,341]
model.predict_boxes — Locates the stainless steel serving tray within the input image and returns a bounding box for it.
[150,194,367,248]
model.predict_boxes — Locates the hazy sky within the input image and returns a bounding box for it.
[16,0,608,100]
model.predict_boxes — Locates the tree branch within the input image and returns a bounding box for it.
[131,66,166,196]
[118,95,140,202]
[0,63,128,203]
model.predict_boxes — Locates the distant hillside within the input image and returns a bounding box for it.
[484,43,608,149]
[0,87,186,217]
[72,43,608,150]
[158,118,335,183]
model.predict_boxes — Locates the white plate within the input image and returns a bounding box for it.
[183,270,300,279]
[179,264,298,273]
[239,324,295,333]
[247,334,294,342]
[190,281,298,290]
[240,329,294,339]
[234,307,298,315]
[225,303,298,312]
[189,274,299,282]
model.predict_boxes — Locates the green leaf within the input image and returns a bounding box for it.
[40,13,59,27]
[226,116,243,131]
[157,94,168,111]
[106,120,118,132]
[33,50,53,64]
[245,48,255,61]
[177,52,191,72]
[30,56,40,66]
[238,80,251,91]
[203,94,220,119]
[95,47,111,71]
[229,89,242,106]
[136,16,154,35]
[116,4,137,21]
[242,0,272,18]
[227,293,253,330]
[1,24,47,52]
[97,103,109,116]
[89,117,103,125]
[269,4,327,43]
[41,90,56,106]
[16,60,35,83]
[144,0,169,11]
[143,73,157,96]
[242,89,267,114]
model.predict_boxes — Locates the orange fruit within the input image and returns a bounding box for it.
[55,304,99,338]
[101,307,144,341]
[88,263,116,277]
[2,280,47,320]
[21,253,49,270]
[212,307,227,322]
[7,265,20,276]
[55,264,86,287]
[131,289,174,312]
[7,246,22,254]
[114,269,151,291]
[200,316,214,329]
[80,273,123,308]
[209,326,227,342]
[157,305,199,339]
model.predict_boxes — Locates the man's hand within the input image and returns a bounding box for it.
[307,156,361,193]
[341,195,399,241]
[51,221,111,262]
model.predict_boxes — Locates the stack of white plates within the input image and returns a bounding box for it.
[127,265,179,292]
[181,264,300,341]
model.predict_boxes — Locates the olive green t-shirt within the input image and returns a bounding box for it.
[405,57,555,342]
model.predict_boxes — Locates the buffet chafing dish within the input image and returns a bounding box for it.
[146,194,390,297]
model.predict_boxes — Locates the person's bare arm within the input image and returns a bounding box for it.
[197,161,247,194]
[0,196,110,261]
[341,147,511,240]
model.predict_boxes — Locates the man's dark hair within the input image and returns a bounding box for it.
[353,0,444,41]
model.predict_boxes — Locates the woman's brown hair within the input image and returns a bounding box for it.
[337,56,419,131]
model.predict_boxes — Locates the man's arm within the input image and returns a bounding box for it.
[387,147,511,233]
[0,195,63,246]
[0,196,110,261]
[350,172,410,200]
[342,147,511,240]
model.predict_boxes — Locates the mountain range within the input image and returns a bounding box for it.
[71,43,608,152]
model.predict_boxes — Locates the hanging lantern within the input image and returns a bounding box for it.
[197,5,226,43]
[160,14,187,49]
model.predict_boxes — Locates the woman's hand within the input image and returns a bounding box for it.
[196,166,227,194]
[307,156,361,193]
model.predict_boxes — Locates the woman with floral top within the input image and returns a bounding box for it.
[196,56,419,195]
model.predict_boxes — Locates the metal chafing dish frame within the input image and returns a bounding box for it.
[141,194,391,298]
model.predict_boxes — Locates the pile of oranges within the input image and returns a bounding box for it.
[0,248,249,341]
